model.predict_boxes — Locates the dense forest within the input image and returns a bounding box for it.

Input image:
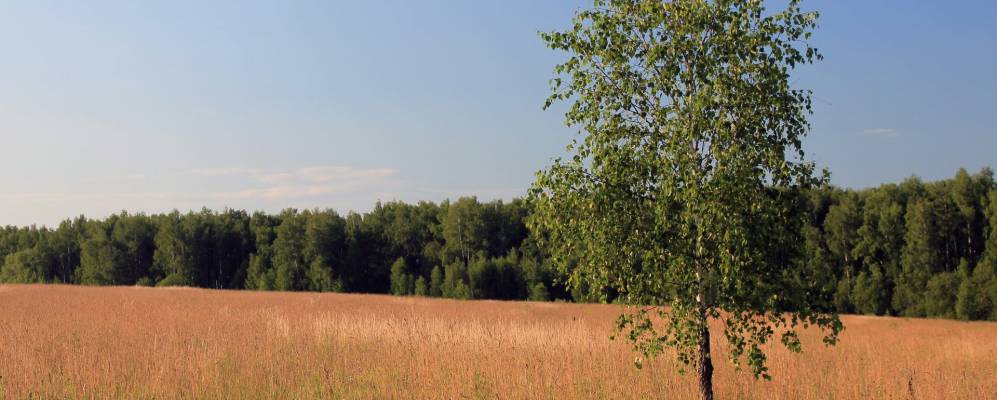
[1,168,996,321]
[805,168,997,321]
[0,197,565,301]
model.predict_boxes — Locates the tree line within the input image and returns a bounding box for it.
[1,168,995,320]
[807,168,997,320]
[0,198,565,302]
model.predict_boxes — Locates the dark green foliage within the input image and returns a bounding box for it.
[211,209,254,289]
[969,190,997,320]
[442,261,472,300]
[833,276,854,314]
[273,210,309,291]
[468,252,526,300]
[78,219,128,285]
[1,247,51,283]
[429,265,444,297]
[963,262,996,320]
[246,211,279,290]
[799,223,838,310]
[303,210,346,292]
[450,281,472,300]
[414,276,428,296]
[824,193,862,275]
[0,173,993,322]
[156,273,189,287]
[49,217,85,283]
[952,262,978,320]
[533,0,839,387]
[153,212,196,286]
[136,276,155,287]
[924,271,961,319]
[110,213,156,286]
[895,199,938,317]
[851,264,889,316]
[390,257,411,296]
[815,169,996,320]
[529,282,550,302]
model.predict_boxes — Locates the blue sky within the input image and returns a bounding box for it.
[1,1,995,226]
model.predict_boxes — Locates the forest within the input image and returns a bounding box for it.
[1,168,996,321]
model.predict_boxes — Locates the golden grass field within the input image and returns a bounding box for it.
[0,285,994,399]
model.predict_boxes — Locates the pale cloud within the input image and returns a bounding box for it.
[215,165,401,201]
[859,128,899,137]
[216,165,399,200]
[208,183,358,201]
[298,165,394,182]
[0,165,526,227]
[184,167,263,177]
[185,165,396,190]
[0,165,402,226]
[179,165,399,200]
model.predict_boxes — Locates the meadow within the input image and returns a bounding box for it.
[0,284,994,399]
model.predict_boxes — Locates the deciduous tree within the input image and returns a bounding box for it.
[530,1,841,398]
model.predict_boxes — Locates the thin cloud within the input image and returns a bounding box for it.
[185,167,262,177]
[185,165,396,190]
[859,128,899,137]
[0,165,402,225]
[190,165,400,200]
[1,165,526,226]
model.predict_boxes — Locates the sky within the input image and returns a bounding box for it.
[1,1,995,227]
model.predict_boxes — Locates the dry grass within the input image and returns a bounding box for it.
[0,285,994,399]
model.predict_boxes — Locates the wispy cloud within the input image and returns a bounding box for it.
[184,167,263,177]
[184,165,398,200]
[0,165,403,225]
[0,165,527,227]
[859,128,899,137]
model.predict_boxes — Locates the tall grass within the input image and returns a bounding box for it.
[0,284,993,399]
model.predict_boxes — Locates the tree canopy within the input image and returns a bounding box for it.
[530,0,841,397]
[0,171,993,326]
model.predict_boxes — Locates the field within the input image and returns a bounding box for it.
[0,285,994,399]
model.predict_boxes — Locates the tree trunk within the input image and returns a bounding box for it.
[697,313,715,400]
